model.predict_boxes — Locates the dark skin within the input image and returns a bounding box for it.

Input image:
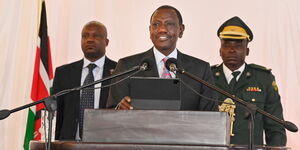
[220,39,249,71]
[149,8,185,56]
[81,22,109,62]
[118,8,185,110]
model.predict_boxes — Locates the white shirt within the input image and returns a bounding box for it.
[153,47,177,78]
[222,63,245,84]
[81,56,105,108]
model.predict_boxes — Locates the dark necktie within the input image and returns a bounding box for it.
[79,63,97,138]
[228,71,241,91]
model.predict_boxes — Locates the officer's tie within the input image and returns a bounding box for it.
[228,71,241,91]
[161,57,172,78]
[79,63,97,138]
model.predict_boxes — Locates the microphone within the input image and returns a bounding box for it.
[165,58,178,72]
[163,57,298,150]
[139,58,152,71]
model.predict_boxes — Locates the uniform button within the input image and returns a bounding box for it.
[251,98,256,102]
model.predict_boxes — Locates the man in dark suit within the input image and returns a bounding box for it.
[53,21,117,140]
[107,5,217,111]
[211,16,286,146]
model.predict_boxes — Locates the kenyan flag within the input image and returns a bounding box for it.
[23,0,53,149]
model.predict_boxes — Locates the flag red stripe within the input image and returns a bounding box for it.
[33,118,42,140]
[31,47,50,102]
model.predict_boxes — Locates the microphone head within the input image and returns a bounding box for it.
[284,121,298,132]
[0,109,11,120]
[165,58,178,71]
[140,57,153,71]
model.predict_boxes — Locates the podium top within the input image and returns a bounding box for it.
[83,110,230,145]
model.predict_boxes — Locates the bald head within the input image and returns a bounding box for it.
[82,21,108,38]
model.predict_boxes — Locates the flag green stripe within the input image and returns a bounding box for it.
[23,109,35,150]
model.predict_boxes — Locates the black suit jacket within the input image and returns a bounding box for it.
[53,57,116,140]
[107,48,218,111]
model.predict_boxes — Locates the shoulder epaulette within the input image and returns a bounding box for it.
[248,63,271,73]
[211,64,221,68]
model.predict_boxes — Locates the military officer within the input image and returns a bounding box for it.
[211,16,287,146]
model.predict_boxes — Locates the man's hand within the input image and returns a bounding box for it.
[117,96,133,110]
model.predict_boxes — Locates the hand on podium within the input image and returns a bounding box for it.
[116,96,133,110]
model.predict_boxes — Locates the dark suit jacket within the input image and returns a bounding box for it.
[107,48,218,111]
[211,63,286,146]
[53,57,117,140]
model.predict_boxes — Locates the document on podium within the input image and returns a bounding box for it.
[129,77,181,110]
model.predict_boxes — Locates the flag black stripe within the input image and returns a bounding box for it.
[39,1,49,75]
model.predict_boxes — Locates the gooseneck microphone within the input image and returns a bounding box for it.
[164,58,298,150]
[139,57,152,71]
[165,58,178,72]
[0,58,152,120]
[165,58,298,132]
[0,58,152,150]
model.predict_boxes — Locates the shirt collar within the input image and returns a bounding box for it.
[153,47,177,64]
[223,63,245,81]
[83,56,106,69]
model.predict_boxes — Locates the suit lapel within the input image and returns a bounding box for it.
[70,60,83,90]
[235,64,252,90]
[138,48,159,77]
[99,57,116,108]
[70,60,83,115]
[213,65,230,92]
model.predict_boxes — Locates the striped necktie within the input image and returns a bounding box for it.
[161,58,172,78]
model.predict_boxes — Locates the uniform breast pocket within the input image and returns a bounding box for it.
[241,89,266,109]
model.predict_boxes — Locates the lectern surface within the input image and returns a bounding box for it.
[83,110,230,145]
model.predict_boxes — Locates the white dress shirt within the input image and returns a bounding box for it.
[222,63,245,84]
[153,47,177,78]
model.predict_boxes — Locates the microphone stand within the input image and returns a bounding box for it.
[175,68,298,150]
[0,65,143,150]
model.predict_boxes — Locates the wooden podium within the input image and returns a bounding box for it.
[30,110,291,150]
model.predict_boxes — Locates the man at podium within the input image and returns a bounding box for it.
[107,5,218,111]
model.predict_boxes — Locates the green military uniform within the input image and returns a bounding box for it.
[211,63,286,146]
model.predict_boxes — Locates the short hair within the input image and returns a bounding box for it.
[82,20,107,37]
[150,5,183,25]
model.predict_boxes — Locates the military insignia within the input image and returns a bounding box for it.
[246,72,251,77]
[219,98,236,136]
[272,81,278,91]
[109,69,115,75]
[246,86,262,92]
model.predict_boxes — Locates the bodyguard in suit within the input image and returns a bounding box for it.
[53,21,117,140]
[107,5,218,111]
[211,16,286,146]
